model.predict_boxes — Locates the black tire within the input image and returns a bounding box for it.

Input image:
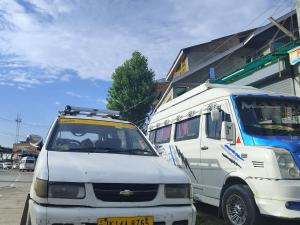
[222,184,260,225]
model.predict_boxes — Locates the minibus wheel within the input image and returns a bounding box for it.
[222,184,260,225]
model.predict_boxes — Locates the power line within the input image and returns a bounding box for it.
[0,115,49,128]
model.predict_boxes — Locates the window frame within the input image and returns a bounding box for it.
[153,125,172,144]
[174,116,200,142]
[205,111,231,140]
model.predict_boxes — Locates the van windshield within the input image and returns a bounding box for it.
[235,96,300,136]
[48,118,156,156]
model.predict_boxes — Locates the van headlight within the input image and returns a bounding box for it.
[34,179,85,199]
[165,184,191,198]
[48,182,85,199]
[274,149,300,179]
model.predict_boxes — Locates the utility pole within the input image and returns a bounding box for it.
[15,114,22,144]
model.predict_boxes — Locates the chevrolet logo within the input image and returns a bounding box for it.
[119,189,134,197]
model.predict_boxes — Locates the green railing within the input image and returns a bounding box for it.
[212,40,300,84]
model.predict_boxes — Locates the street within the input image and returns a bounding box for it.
[0,169,32,225]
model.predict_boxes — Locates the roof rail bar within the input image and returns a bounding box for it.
[61,105,120,117]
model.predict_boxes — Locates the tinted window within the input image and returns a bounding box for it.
[148,131,155,143]
[26,160,35,163]
[154,125,171,144]
[48,119,155,156]
[236,96,300,136]
[206,111,231,139]
[175,116,200,141]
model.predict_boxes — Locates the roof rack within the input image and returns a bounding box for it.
[61,105,120,118]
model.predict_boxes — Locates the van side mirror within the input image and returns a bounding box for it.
[26,134,43,151]
[221,122,235,143]
[211,109,220,122]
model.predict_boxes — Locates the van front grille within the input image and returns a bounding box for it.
[252,161,264,168]
[93,183,158,202]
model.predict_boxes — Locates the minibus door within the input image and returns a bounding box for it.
[200,100,235,200]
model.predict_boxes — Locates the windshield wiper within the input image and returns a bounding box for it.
[127,148,153,155]
[64,147,122,153]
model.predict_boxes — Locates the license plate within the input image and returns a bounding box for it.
[97,216,154,225]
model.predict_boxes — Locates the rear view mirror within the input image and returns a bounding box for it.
[26,134,43,151]
[211,109,221,122]
[221,122,235,143]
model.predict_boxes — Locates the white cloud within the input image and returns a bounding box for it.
[96,98,108,105]
[54,101,61,105]
[65,91,88,98]
[0,0,295,84]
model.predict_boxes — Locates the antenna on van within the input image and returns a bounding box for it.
[61,105,120,118]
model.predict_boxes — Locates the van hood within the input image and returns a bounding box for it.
[47,151,189,184]
[252,136,300,169]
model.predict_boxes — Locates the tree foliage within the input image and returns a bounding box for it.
[107,51,155,127]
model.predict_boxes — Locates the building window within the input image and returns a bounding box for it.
[175,116,200,141]
[206,111,231,139]
[175,86,187,97]
[154,125,172,144]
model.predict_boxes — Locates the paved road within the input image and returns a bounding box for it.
[195,202,300,225]
[0,169,33,225]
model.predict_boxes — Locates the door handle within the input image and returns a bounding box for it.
[201,146,208,150]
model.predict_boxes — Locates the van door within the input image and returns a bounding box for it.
[200,99,236,199]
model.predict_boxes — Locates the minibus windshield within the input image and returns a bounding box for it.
[48,119,156,156]
[235,96,300,136]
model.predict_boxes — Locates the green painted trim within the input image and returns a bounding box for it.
[212,40,300,84]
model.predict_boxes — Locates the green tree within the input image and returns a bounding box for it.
[107,51,155,127]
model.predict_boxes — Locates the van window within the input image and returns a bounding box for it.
[154,125,171,144]
[26,160,35,163]
[206,111,231,139]
[148,131,155,144]
[175,116,200,141]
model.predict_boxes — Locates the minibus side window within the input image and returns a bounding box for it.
[174,116,200,141]
[148,131,155,144]
[206,111,231,139]
[154,125,171,144]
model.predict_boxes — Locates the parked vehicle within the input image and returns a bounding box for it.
[148,82,300,225]
[27,106,196,225]
[3,161,12,169]
[0,162,3,169]
[19,157,35,172]
[13,162,19,169]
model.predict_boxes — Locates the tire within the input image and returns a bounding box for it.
[222,184,260,225]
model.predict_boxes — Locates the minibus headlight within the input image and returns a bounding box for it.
[274,150,300,179]
[48,182,86,199]
[165,184,191,198]
[34,178,48,198]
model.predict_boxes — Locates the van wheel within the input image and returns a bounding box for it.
[222,184,260,225]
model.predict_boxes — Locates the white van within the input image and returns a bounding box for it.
[19,157,35,172]
[148,82,300,225]
[27,106,196,225]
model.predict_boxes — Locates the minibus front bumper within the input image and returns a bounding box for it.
[29,200,197,225]
[247,178,300,219]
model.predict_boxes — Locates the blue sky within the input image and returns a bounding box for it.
[0,0,295,147]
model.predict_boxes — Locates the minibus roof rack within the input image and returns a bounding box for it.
[61,105,120,118]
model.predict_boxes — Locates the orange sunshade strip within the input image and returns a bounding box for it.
[59,118,135,128]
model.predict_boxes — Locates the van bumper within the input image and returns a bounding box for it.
[29,200,197,225]
[246,178,300,219]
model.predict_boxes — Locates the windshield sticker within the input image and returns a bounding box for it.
[59,118,135,128]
